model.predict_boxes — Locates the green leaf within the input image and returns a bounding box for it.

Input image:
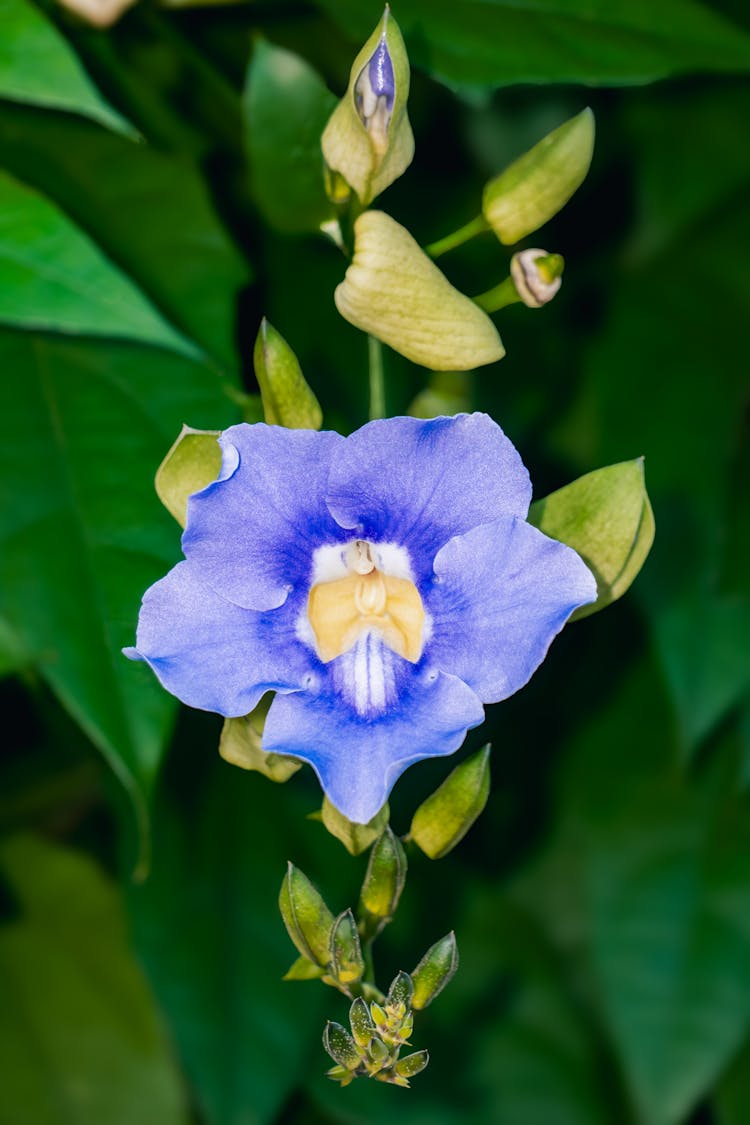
[155,426,222,528]
[321,796,389,855]
[0,834,188,1125]
[315,0,750,91]
[0,329,237,871]
[244,40,336,233]
[253,318,323,429]
[715,1040,750,1125]
[219,698,302,783]
[410,745,491,859]
[0,171,201,360]
[0,102,251,371]
[0,0,135,135]
[528,459,654,620]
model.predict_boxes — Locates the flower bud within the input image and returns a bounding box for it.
[219,698,301,782]
[410,744,491,859]
[410,932,459,1010]
[279,862,335,968]
[321,797,389,855]
[155,425,221,528]
[510,249,564,308]
[358,826,407,936]
[329,909,366,985]
[386,970,413,1013]
[395,1049,429,1079]
[335,211,504,370]
[349,996,376,1048]
[323,1021,362,1071]
[483,107,595,244]
[253,318,322,430]
[322,7,414,205]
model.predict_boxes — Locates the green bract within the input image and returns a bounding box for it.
[219,699,302,783]
[321,7,414,205]
[483,108,595,245]
[155,426,221,528]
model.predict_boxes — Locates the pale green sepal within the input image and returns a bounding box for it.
[323,1021,362,1071]
[283,955,326,981]
[321,7,414,205]
[395,1049,429,1078]
[321,797,389,855]
[253,318,322,429]
[528,458,655,620]
[410,744,491,859]
[155,425,221,528]
[335,211,504,371]
[358,826,407,932]
[483,108,595,245]
[219,697,301,783]
[410,932,459,1010]
[278,862,336,968]
[329,909,366,985]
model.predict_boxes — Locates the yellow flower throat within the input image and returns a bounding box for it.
[307,540,425,664]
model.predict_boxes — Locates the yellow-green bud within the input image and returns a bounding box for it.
[323,1022,362,1071]
[358,826,407,931]
[253,318,322,429]
[321,7,414,205]
[329,909,366,985]
[335,211,504,370]
[278,862,335,968]
[483,108,595,245]
[321,797,389,855]
[219,698,301,782]
[410,744,491,859]
[411,932,459,1010]
[510,248,564,308]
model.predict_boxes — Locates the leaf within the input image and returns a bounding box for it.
[529,459,654,620]
[714,1040,750,1125]
[0,0,135,135]
[155,426,222,528]
[0,834,188,1125]
[129,757,330,1125]
[0,102,251,371]
[243,40,336,233]
[0,170,201,361]
[0,329,237,871]
[315,0,750,91]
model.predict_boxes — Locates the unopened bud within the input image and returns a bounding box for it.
[395,1049,429,1079]
[483,107,595,244]
[358,826,407,936]
[321,797,389,855]
[386,970,413,1012]
[329,909,366,985]
[323,1022,362,1071]
[410,745,491,859]
[349,996,376,1048]
[411,932,459,1010]
[279,862,335,968]
[511,249,564,308]
[322,7,414,205]
[253,318,322,429]
[219,697,301,782]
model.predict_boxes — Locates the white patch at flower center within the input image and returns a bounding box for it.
[332,629,397,717]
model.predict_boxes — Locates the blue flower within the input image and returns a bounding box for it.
[127,414,596,823]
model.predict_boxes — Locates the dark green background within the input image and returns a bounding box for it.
[1,1,749,1122]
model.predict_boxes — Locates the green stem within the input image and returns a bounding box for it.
[473,276,521,313]
[368,335,386,420]
[424,214,489,259]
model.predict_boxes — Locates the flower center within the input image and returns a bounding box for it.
[307,539,425,664]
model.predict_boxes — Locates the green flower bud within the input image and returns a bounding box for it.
[279,862,335,968]
[323,1021,362,1071]
[386,970,413,1013]
[410,744,491,859]
[358,825,407,936]
[395,1049,429,1079]
[155,425,221,528]
[368,1036,391,1069]
[321,7,414,205]
[411,932,459,1010]
[219,697,301,782]
[335,211,504,370]
[483,107,595,245]
[349,996,376,1048]
[253,318,322,429]
[321,797,389,855]
[510,249,564,308]
[329,909,366,985]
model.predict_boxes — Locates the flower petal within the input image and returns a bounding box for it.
[426,516,597,703]
[262,669,484,823]
[125,561,315,716]
[183,423,345,610]
[326,414,531,584]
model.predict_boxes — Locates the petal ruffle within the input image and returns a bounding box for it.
[183,424,346,611]
[325,414,531,584]
[126,562,316,716]
[426,517,597,703]
[262,669,484,823]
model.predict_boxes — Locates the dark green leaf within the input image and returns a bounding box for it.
[243,40,336,233]
[0,834,188,1125]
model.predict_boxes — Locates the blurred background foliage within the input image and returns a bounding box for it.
[1,0,749,1122]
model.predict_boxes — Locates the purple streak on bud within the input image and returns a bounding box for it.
[354,35,395,155]
[369,35,395,111]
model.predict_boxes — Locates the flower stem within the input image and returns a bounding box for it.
[368,335,386,420]
[424,214,489,259]
[473,276,521,313]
